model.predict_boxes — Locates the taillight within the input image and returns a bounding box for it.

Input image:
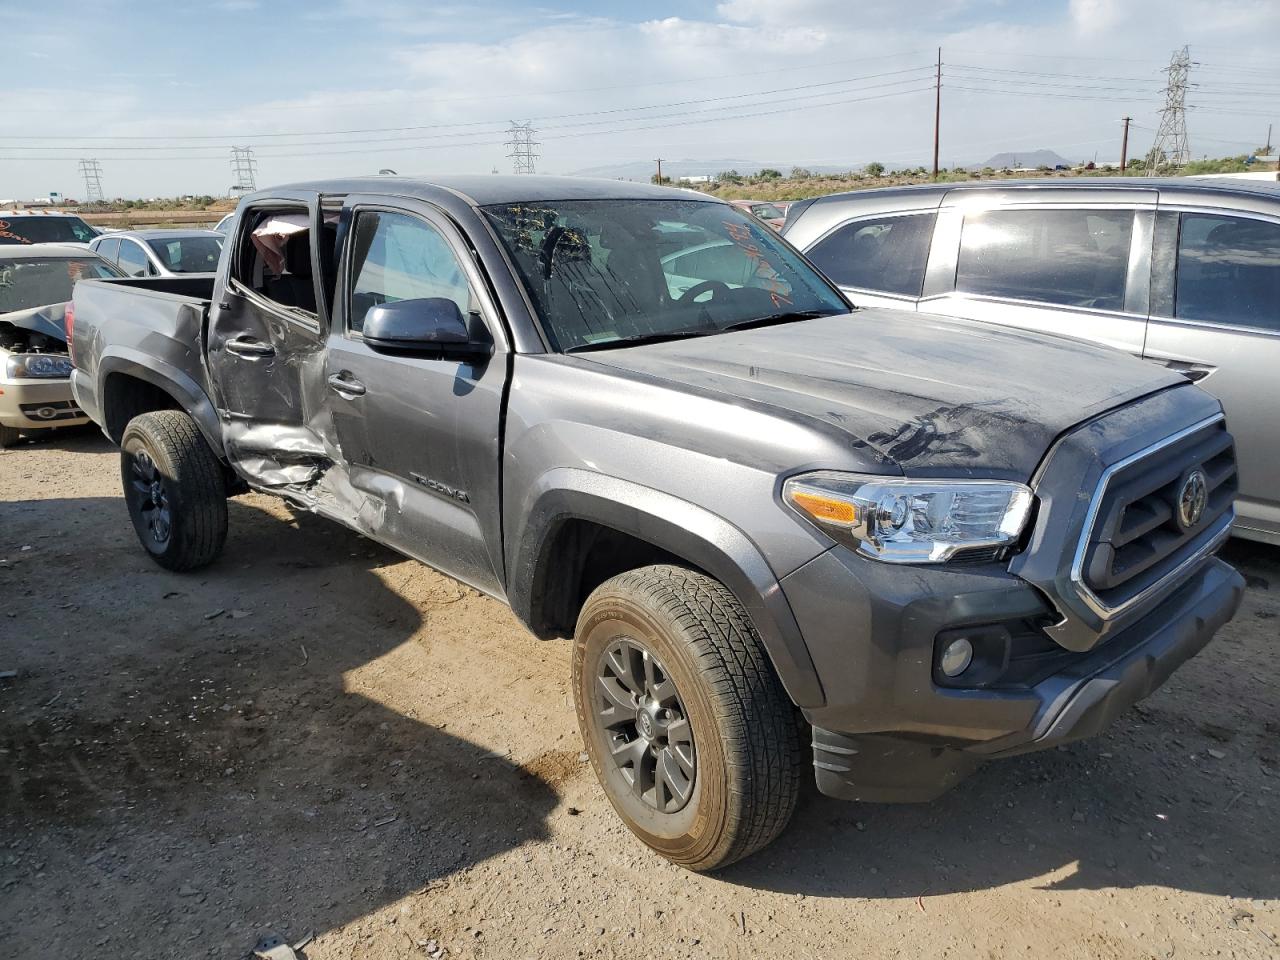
[64,301,76,367]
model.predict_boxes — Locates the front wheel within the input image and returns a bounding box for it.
[120,410,228,571]
[572,565,802,871]
[0,424,21,448]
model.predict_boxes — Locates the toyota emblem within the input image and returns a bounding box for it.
[1177,469,1208,530]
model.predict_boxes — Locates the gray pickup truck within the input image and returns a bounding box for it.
[70,176,1244,871]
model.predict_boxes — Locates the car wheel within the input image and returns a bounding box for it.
[120,410,227,571]
[573,564,802,871]
[0,424,20,448]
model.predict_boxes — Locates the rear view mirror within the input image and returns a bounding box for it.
[361,298,491,359]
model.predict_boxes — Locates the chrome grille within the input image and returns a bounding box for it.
[1081,416,1235,610]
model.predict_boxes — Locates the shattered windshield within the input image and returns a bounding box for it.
[481,199,848,352]
[0,257,121,313]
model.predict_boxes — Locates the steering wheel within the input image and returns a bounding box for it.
[677,279,731,304]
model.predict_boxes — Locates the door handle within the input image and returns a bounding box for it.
[327,373,366,397]
[224,336,276,359]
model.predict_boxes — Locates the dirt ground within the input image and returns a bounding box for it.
[2,427,1277,960]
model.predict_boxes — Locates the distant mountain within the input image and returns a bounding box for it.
[565,159,863,180]
[973,149,1073,170]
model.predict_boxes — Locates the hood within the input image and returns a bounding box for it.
[579,309,1187,479]
[0,302,68,343]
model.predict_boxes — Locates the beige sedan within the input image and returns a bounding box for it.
[0,244,121,446]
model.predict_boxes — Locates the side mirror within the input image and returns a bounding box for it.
[361,297,492,359]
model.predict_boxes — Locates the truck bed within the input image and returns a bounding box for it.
[69,275,220,450]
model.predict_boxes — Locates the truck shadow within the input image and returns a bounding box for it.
[726,539,1279,902]
[0,494,558,957]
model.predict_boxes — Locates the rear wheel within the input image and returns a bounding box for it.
[572,564,802,871]
[0,424,20,448]
[120,410,227,571]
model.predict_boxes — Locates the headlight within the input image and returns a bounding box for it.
[5,354,73,379]
[783,471,1033,563]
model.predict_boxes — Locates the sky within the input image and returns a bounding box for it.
[3,0,1277,200]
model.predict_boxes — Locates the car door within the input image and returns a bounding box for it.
[323,197,509,596]
[1145,207,1280,543]
[205,192,332,487]
[800,211,937,310]
[924,195,1155,357]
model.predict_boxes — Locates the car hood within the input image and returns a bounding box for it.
[579,309,1188,479]
[0,302,68,343]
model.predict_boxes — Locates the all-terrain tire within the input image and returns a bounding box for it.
[0,424,21,448]
[120,410,227,571]
[572,564,802,871]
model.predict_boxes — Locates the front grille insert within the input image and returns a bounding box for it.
[1080,416,1235,611]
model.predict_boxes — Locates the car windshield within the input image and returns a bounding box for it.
[482,199,848,352]
[145,235,223,273]
[0,257,121,313]
[0,215,98,245]
[751,203,785,220]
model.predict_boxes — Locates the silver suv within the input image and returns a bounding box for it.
[783,178,1280,546]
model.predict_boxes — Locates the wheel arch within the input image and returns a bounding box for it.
[98,349,223,456]
[508,469,825,708]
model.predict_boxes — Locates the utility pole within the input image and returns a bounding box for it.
[229,146,258,193]
[1120,117,1131,174]
[78,159,105,203]
[932,47,941,179]
[655,158,663,184]
[1145,45,1194,175]
[505,121,539,175]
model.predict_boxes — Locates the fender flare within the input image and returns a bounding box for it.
[508,468,826,708]
[97,347,224,457]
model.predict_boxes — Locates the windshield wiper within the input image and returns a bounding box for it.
[720,310,839,333]
[564,329,717,353]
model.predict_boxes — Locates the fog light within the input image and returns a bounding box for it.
[940,637,974,677]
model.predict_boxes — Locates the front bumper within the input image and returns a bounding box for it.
[782,547,1243,802]
[0,377,88,430]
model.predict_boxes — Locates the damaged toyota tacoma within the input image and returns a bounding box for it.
[70,177,1244,870]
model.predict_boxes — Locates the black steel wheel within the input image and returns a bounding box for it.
[573,564,802,871]
[119,410,227,571]
[595,638,696,814]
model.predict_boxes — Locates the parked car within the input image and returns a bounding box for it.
[783,178,1280,546]
[0,210,99,247]
[214,213,234,235]
[90,229,223,277]
[0,244,122,446]
[727,199,787,230]
[70,176,1242,870]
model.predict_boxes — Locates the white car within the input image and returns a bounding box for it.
[89,229,223,278]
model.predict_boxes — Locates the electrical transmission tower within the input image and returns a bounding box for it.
[506,121,539,175]
[78,159,105,203]
[230,146,258,192]
[1145,45,1194,174]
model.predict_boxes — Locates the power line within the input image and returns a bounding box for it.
[4,65,936,145]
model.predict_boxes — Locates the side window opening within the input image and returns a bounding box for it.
[347,210,478,335]
[1175,213,1280,331]
[233,209,318,315]
[805,213,936,297]
[955,207,1134,311]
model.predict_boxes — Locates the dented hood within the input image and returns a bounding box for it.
[0,302,68,343]
[580,309,1187,479]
